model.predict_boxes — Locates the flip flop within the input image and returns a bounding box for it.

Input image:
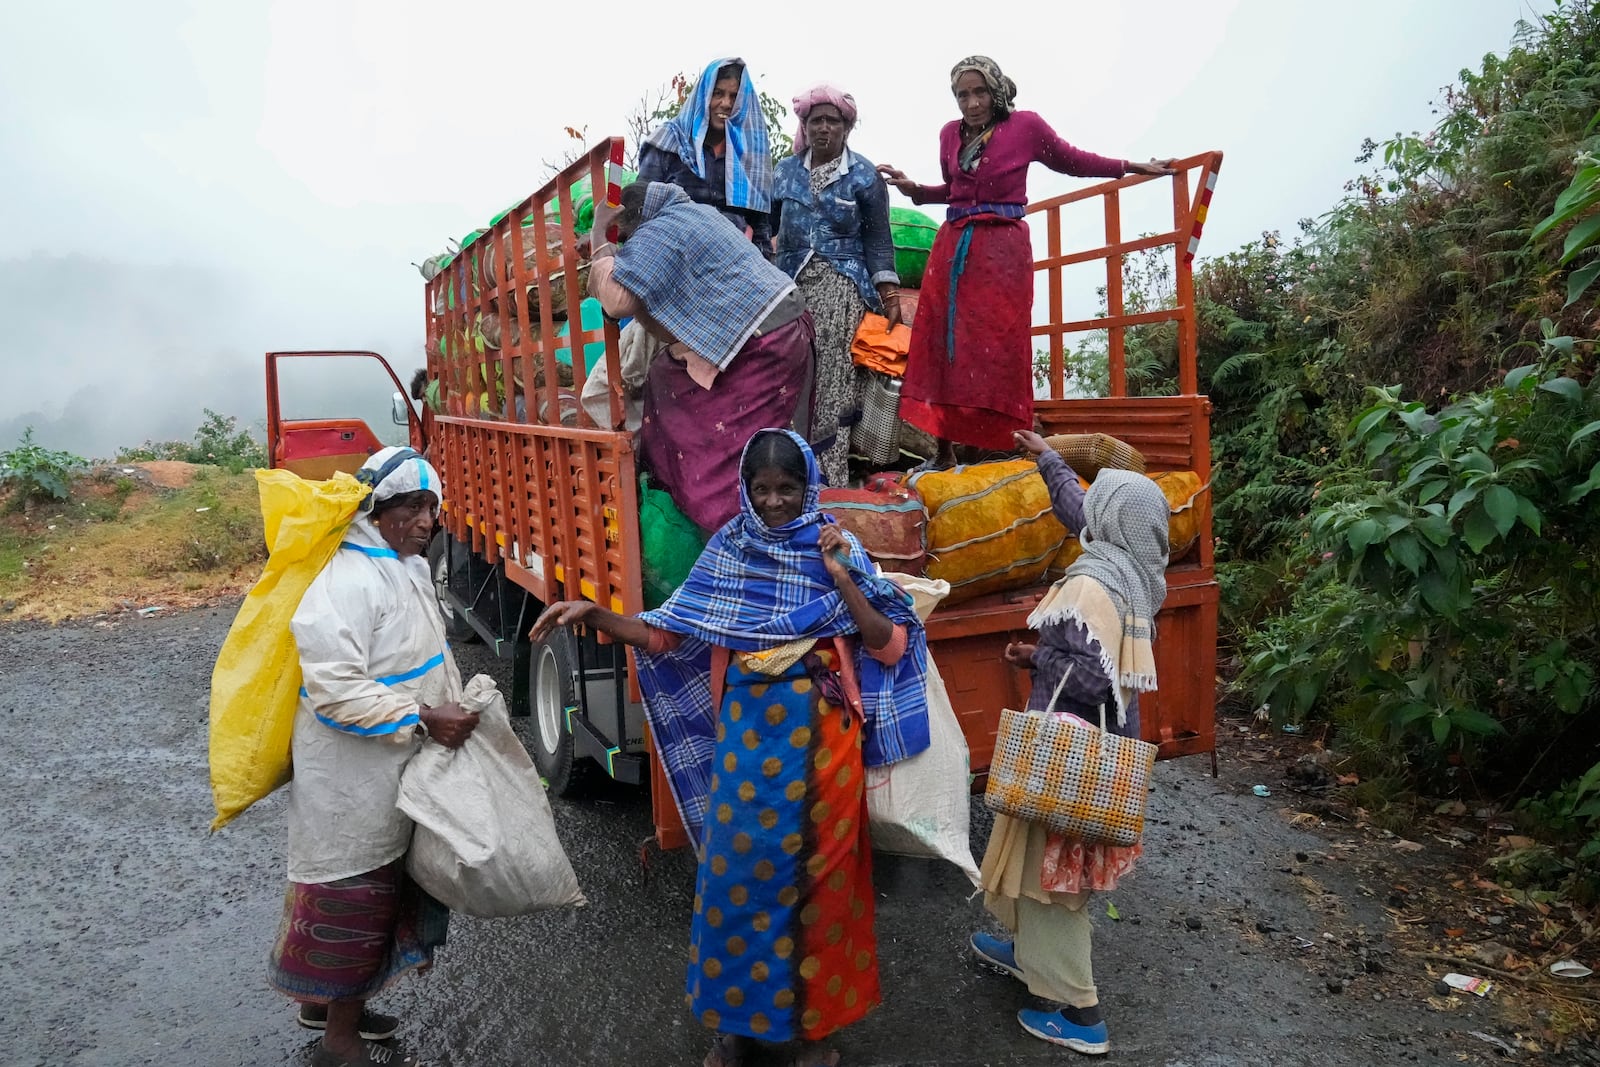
[309,1041,419,1067]
[298,1004,400,1041]
[703,1034,745,1067]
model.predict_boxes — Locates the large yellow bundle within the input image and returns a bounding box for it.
[1044,469,1211,580]
[208,469,370,830]
[1155,470,1209,561]
[908,460,1067,606]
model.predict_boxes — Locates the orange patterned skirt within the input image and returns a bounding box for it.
[686,649,880,1043]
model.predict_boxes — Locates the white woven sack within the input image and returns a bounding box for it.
[399,674,586,917]
[864,573,981,886]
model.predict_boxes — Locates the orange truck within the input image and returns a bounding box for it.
[265,139,1224,849]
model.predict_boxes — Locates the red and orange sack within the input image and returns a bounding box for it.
[819,475,927,575]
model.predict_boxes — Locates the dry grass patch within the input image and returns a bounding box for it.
[0,465,265,622]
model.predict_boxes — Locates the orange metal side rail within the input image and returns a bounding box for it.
[423,140,644,622]
[1029,150,1223,399]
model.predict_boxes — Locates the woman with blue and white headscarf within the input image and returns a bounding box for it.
[267,446,475,1067]
[533,429,931,1067]
[638,57,774,253]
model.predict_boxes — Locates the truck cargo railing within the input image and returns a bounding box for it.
[425,139,642,618]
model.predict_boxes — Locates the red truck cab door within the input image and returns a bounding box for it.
[264,351,425,479]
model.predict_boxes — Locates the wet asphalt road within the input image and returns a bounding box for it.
[2,606,1544,1067]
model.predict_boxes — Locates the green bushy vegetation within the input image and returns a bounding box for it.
[0,428,88,508]
[116,409,267,474]
[1187,1,1600,895]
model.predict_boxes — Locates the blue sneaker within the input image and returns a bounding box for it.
[1017,1007,1110,1055]
[969,931,1023,980]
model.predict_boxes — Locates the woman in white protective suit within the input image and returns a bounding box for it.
[266,446,478,1067]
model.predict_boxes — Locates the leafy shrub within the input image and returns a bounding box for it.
[117,410,267,474]
[1532,138,1600,305]
[1244,350,1600,803]
[0,428,88,506]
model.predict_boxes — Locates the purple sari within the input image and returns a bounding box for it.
[639,313,815,533]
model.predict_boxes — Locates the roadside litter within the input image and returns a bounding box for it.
[1442,972,1495,997]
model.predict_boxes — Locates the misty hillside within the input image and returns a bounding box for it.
[0,254,417,459]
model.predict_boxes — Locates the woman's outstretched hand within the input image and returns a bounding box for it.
[1014,429,1050,457]
[818,524,853,585]
[1127,158,1178,177]
[1003,642,1037,669]
[530,600,593,643]
[875,163,919,198]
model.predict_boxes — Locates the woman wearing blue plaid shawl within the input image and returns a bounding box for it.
[533,429,931,1067]
[639,57,774,253]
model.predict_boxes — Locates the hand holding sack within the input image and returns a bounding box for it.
[863,573,982,886]
[399,674,586,917]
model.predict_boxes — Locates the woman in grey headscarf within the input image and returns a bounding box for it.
[968,429,1169,1057]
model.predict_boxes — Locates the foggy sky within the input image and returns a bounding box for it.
[0,0,1540,457]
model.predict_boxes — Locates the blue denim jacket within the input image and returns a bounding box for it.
[772,149,898,310]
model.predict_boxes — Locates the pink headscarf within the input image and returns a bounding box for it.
[791,84,858,154]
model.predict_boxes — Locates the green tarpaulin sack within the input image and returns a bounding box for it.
[639,475,708,609]
[889,206,939,289]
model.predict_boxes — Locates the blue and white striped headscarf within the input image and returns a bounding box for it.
[634,430,930,845]
[644,56,772,214]
[356,446,440,512]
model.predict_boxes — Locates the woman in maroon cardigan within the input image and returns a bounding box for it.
[878,57,1173,469]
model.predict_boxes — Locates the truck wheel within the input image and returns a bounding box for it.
[529,625,598,796]
[427,534,478,644]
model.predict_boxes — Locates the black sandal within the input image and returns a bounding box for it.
[298,1004,400,1041]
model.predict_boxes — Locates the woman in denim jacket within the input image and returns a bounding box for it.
[772,85,902,487]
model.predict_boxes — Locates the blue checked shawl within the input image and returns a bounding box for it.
[611,183,795,370]
[645,56,772,215]
[634,430,931,845]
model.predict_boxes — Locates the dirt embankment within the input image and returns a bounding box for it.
[0,463,263,623]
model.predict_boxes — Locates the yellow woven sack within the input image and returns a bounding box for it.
[208,469,370,830]
[909,459,1067,606]
[1152,470,1210,561]
[1043,470,1210,579]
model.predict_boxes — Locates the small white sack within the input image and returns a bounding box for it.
[865,573,982,887]
[398,674,586,917]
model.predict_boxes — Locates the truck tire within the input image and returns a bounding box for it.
[427,534,478,644]
[529,625,599,796]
